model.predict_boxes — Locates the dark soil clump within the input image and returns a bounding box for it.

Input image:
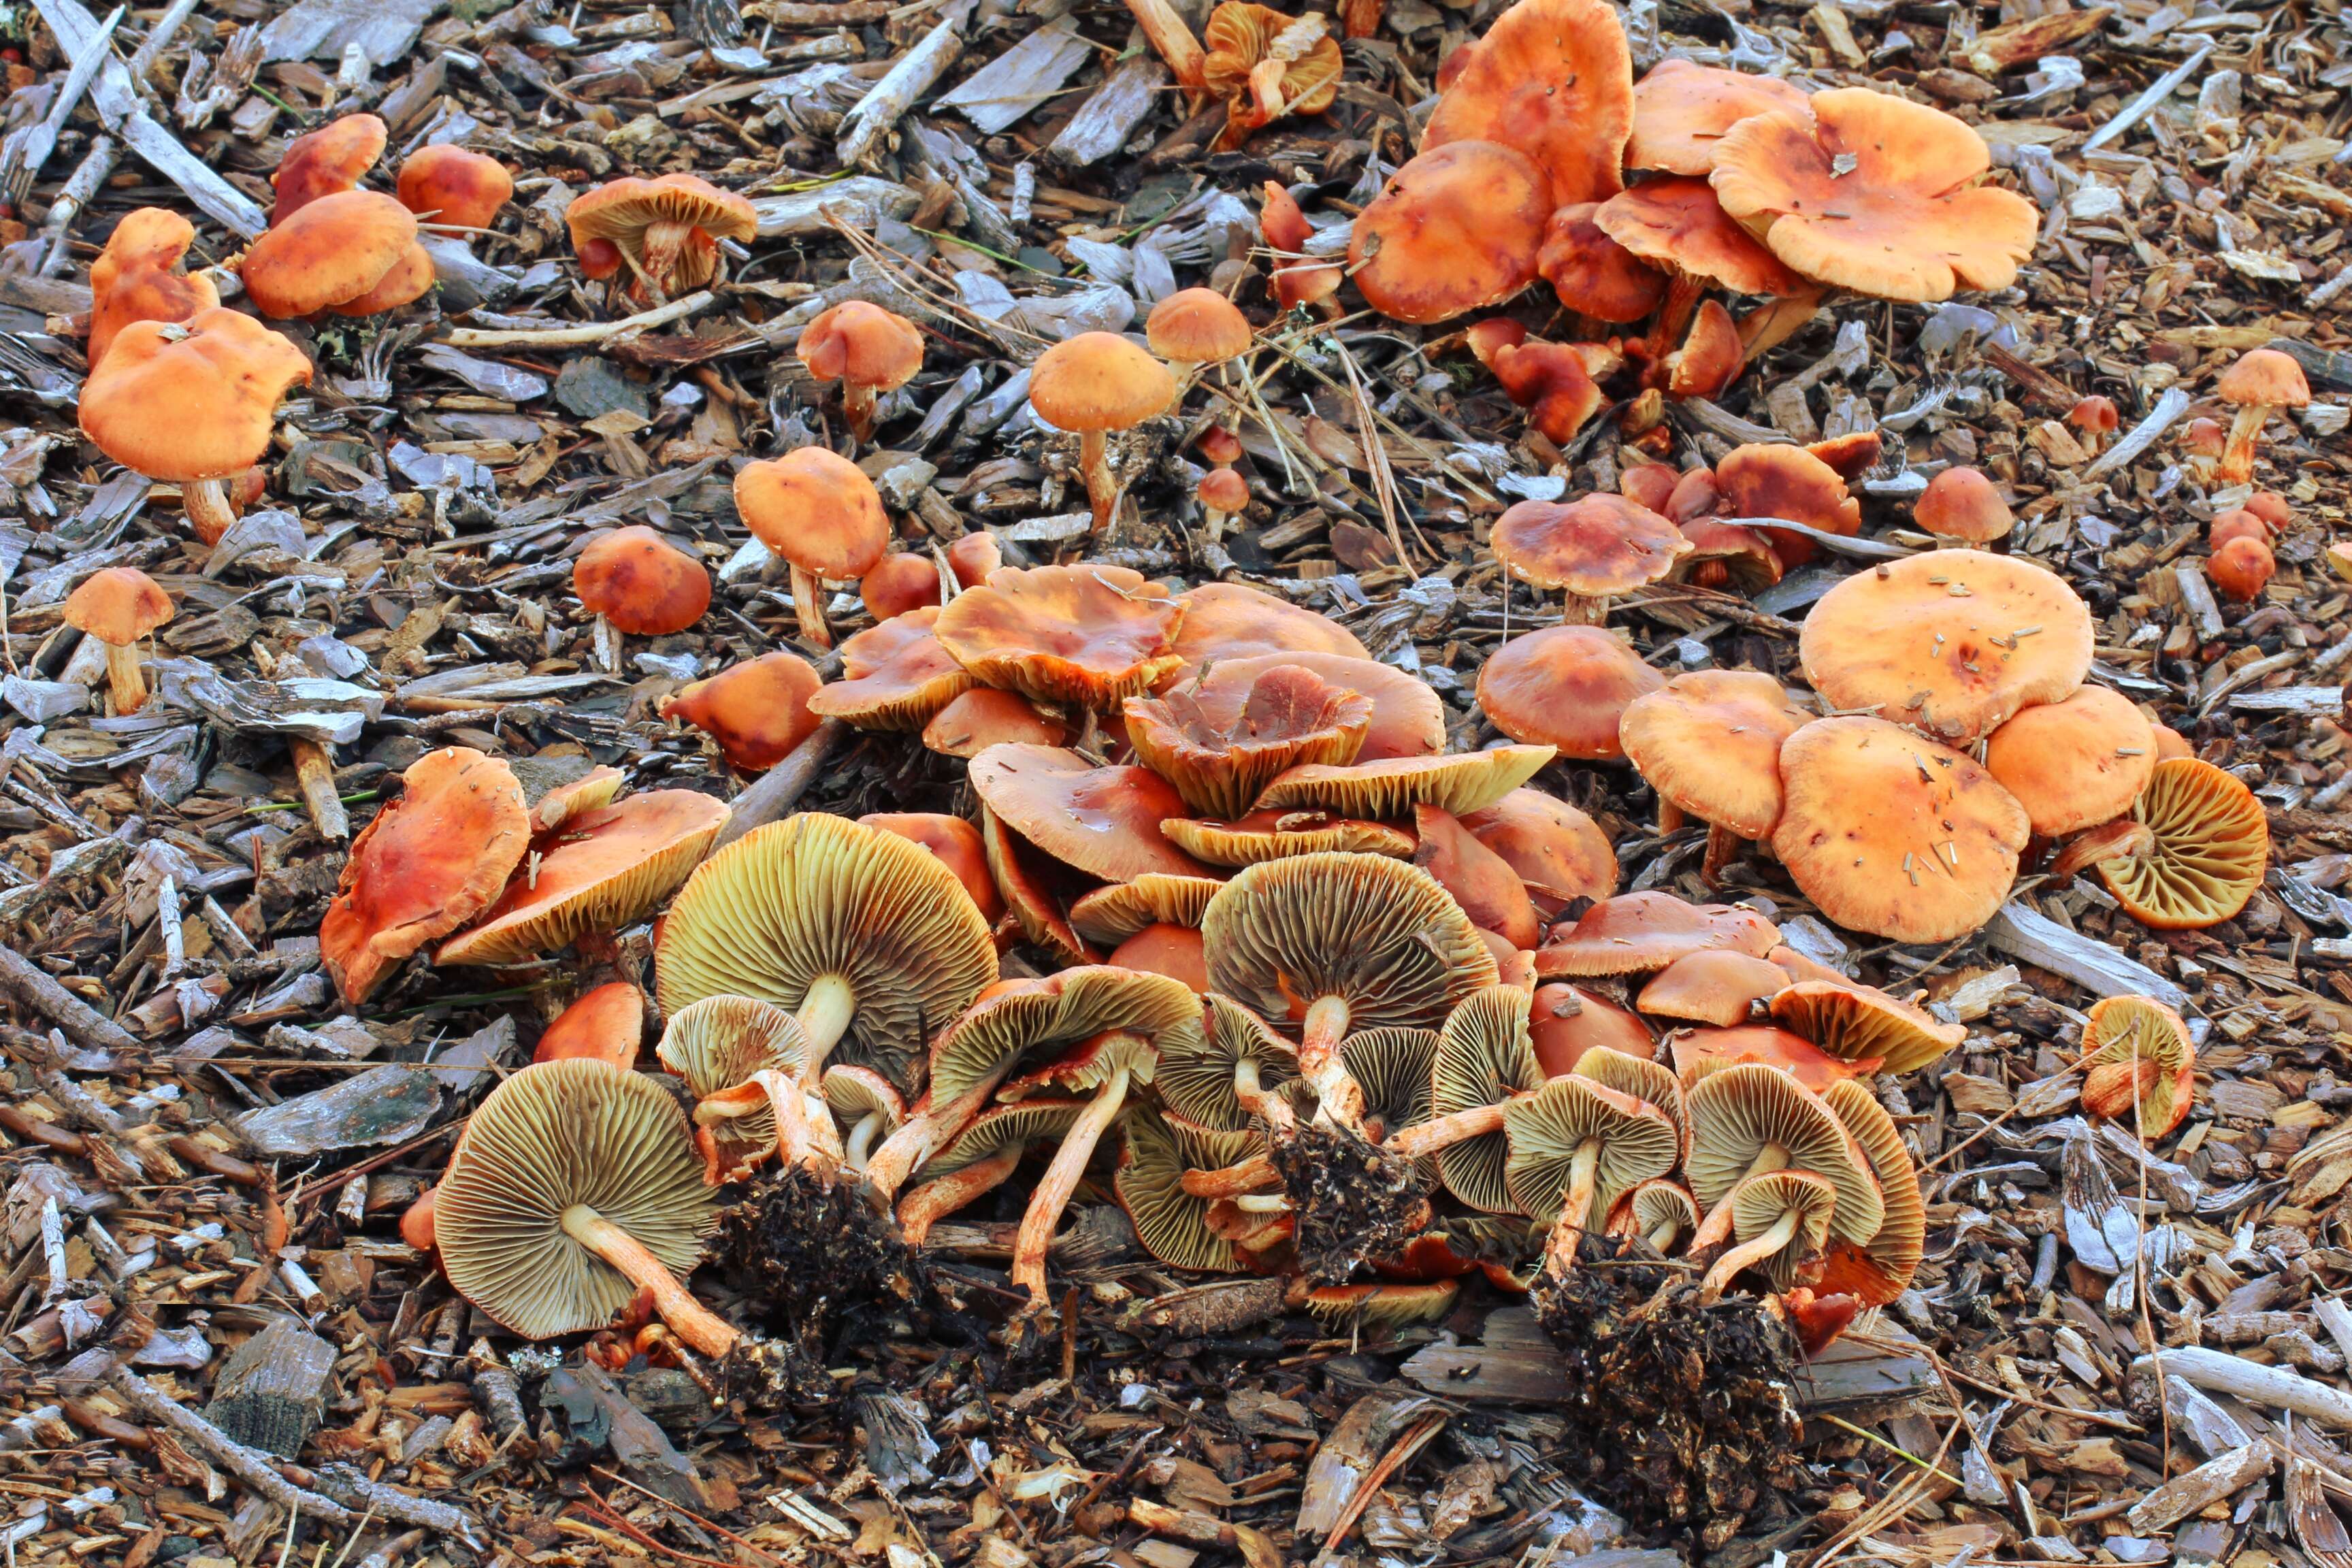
[717,1165,926,1338]
[1269,1121,1433,1285]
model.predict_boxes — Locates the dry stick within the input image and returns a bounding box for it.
[0,945,143,1054]
[440,291,715,348]
[100,1361,357,1525]
[1311,1411,1446,1564]
[708,719,846,854]
[288,739,349,840]
[1330,338,1419,572]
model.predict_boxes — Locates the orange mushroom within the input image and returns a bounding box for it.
[1913,466,2013,544]
[1492,493,1692,621]
[1260,181,1343,314]
[2208,537,2276,603]
[661,652,823,771]
[2212,348,2311,487]
[1594,177,1805,352]
[1477,625,1663,761]
[1714,442,1862,568]
[733,447,891,649]
[1197,466,1252,536]
[2068,395,2119,456]
[1147,287,1254,378]
[934,564,1184,709]
[861,812,1004,924]
[573,526,711,638]
[1348,142,1551,325]
[808,606,977,732]
[88,209,218,370]
[1414,804,1539,949]
[1028,332,1178,532]
[1170,581,1367,662]
[1982,686,2156,838]
[240,190,433,318]
[1126,663,1373,818]
[271,114,387,224]
[534,982,646,1068]
[1466,320,1610,446]
[397,144,513,231]
[62,568,174,715]
[861,552,947,621]
[1422,0,1633,209]
[922,687,1069,757]
[2246,492,2294,530]
[1460,789,1618,916]
[1535,890,1779,979]
[1201,2,1343,152]
[1665,300,1744,400]
[1618,669,1810,880]
[1527,982,1654,1075]
[947,531,1002,589]
[1538,201,1669,323]
[566,174,757,301]
[798,301,926,444]
[1167,649,1442,760]
[2208,509,2270,552]
[1626,59,1810,176]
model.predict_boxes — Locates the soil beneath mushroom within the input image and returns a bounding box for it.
[715,1165,928,1392]
[1268,1121,1433,1285]
[1532,1235,1806,1550]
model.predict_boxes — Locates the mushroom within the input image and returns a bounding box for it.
[1146,287,1252,381]
[896,1102,1082,1245]
[1527,983,1654,1075]
[432,1059,731,1354]
[566,174,757,301]
[2077,995,2197,1140]
[657,813,998,1096]
[1684,1062,1882,1250]
[1203,851,1497,1128]
[733,447,891,649]
[76,306,312,545]
[270,114,387,223]
[1259,181,1345,314]
[823,1064,906,1173]
[319,748,530,1005]
[1196,466,1251,538]
[1068,875,1224,950]
[1912,466,2013,545]
[860,812,1004,924]
[1422,0,1633,209]
[1347,142,1552,325]
[1196,427,1244,467]
[1201,2,1343,152]
[808,608,977,732]
[1477,625,1665,761]
[1637,950,1790,1028]
[2067,395,2119,456]
[1694,1170,1838,1296]
[656,995,808,1182]
[1111,926,1213,992]
[1798,551,2095,742]
[1026,332,1178,532]
[62,568,174,715]
[935,564,1185,708]
[533,982,646,1068]
[396,144,512,231]
[2212,348,2310,487]
[922,688,1069,757]
[1709,88,2038,301]
[1158,992,1300,1130]
[862,553,946,621]
[1537,203,1669,324]
[1664,300,1744,401]
[1713,442,1862,567]
[239,190,434,318]
[1771,716,2029,944]
[1812,1079,1925,1307]
[1982,685,2157,838]
[1171,581,1369,662]
[1252,745,1556,819]
[1465,320,1612,446]
[1571,1047,1686,1154]
[1671,1026,1876,1092]
[1609,1177,1701,1252]
[1626,59,1810,176]
[798,301,926,444]
[1502,1074,1678,1264]
[1116,1107,1269,1273]
[1384,985,1544,1215]
[1593,178,1806,358]
[660,651,823,772]
[1459,790,1618,917]
[2181,416,2227,458]
[87,209,218,370]
[1535,891,1780,980]
[1492,493,1693,623]
[2046,757,2268,930]
[1125,663,1373,818]
[2209,508,2272,552]
[1619,670,1811,881]
[1298,1280,1460,1330]
[439,791,731,967]
[1411,806,1539,950]
[1163,810,1416,866]
[1806,431,1884,481]
[2208,537,2276,603]
[2247,491,2295,529]
[968,744,1211,885]
[573,525,711,666]
[1767,979,1964,1075]
[980,812,1098,966]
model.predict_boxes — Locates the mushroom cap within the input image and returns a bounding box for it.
[1671,1024,1876,1093]
[2246,491,2294,528]
[927,965,1202,1107]
[1117,1106,1262,1273]
[1164,809,1417,866]
[922,687,1068,757]
[1637,949,1789,1028]
[433,1059,715,1340]
[1912,466,2014,543]
[396,143,513,231]
[1126,663,1374,819]
[1492,493,1693,598]
[1595,177,1804,297]
[63,568,174,644]
[565,174,757,293]
[523,764,626,835]
[1196,427,1245,466]
[981,806,1094,966]
[1619,670,1810,838]
[1501,1074,1679,1224]
[861,811,1003,924]
[1534,891,1780,979]
[88,208,220,370]
[1422,0,1633,209]
[1068,874,1226,944]
[1768,979,1964,1075]
[1460,789,1618,916]
[1816,1079,1925,1306]
[808,606,977,732]
[1537,202,1669,323]
[1111,925,1211,992]
[2214,348,2311,408]
[1203,851,1500,1030]
[935,564,1185,710]
[1719,1169,1840,1290]
[1715,442,1862,566]
[656,994,808,1164]
[1432,985,1545,1213]
[1807,431,1886,481]
[919,1101,1085,1190]
[1253,746,1556,819]
[532,981,644,1068]
[660,651,823,771]
[1771,716,2028,943]
[2209,510,2272,552]
[824,1062,908,1137]
[1684,1062,1882,1244]
[1414,805,1540,951]
[657,814,998,1091]
[1627,59,1812,176]
[240,190,420,317]
[1197,467,1252,514]
[271,114,387,224]
[1799,552,2095,742]
[1569,1045,1686,1158]
[1158,992,1299,1129]
[1528,983,1654,1075]
[2091,757,2269,929]
[1665,299,1746,400]
[1170,582,1369,663]
[1471,324,1612,446]
[798,300,925,394]
[1146,288,1253,365]
[1982,686,2157,838]
[2078,995,2196,1139]
[1028,331,1178,433]
[78,307,313,483]
[2207,537,2276,603]
[1348,142,1552,325]
[1477,625,1665,761]
[733,448,890,581]
[440,791,730,966]
[1710,88,2038,301]
[1611,1177,1701,1243]
[330,241,436,316]
[968,744,1211,881]
[319,747,530,1004]
[573,525,711,636]
[1166,651,1444,762]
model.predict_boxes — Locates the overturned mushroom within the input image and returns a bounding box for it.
[2077,995,2197,1139]
[2048,758,2268,930]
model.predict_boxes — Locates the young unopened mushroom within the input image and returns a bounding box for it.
[573,525,711,667]
[2208,536,2276,603]
[2067,395,2119,456]
[2181,416,2227,458]
[1028,332,1179,532]
[1348,142,1552,325]
[534,982,645,1068]
[240,190,434,318]
[1912,466,2013,545]
[2077,995,2197,1139]
[434,1059,730,1355]
[861,553,946,621]
[947,531,1004,588]
[397,144,513,231]
[63,568,174,715]
[1196,466,1250,537]
[1492,494,1693,623]
[660,651,823,771]
[566,174,757,301]
[1477,625,1665,761]
[1146,288,1252,382]
[799,301,926,444]
[1694,1170,1838,1296]
[2208,508,2270,551]
[88,209,219,370]
[734,447,892,649]
[1465,320,1612,446]
[271,114,387,223]
[2047,757,2268,930]
[2212,348,2310,487]
[1260,182,1345,314]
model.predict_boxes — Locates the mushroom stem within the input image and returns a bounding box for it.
[1012,1064,1132,1305]
[1559,591,1605,627]
[863,1064,1016,1205]
[180,478,240,546]
[1232,1192,1290,1214]
[843,381,879,445]
[1699,1206,1803,1299]
[1078,430,1117,533]
[844,1112,886,1172]
[792,973,860,1087]
[1179,1152,1281,1200]
[1384,1099,1510,1160]
[1650,273,1703,361]
[790,564,834,648]
[1296,994,1368,1130]
[1117,0,1208,98]
[1700,823,1742,886]
[1231,1056,1292,1130]
[1740,1141,1793,1183]
[896,1143,1026,1247]
[2217,403,2270,487]
[101,639,149,716]
[559,1203,738,1358]
[1540,1139,1603,1279]
[1656,799,1685,836]
[1647,1218,1686,1252]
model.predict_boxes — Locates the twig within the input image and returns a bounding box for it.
[836,5,967,169]
[100,1361,357,1525]
[0,945,143,1054]
[2083,385,2191,480]
[1815,1413,1963,1486]
[2083,44,2212,152]
[440,291,716,348]
[1310,1411,1446,1563]
[708,719,848,853]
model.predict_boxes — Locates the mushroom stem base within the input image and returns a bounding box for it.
[180,477,239,546]
[560,1204,738,1358]
[1700,823,1742,886]
[791,565,834,648]
[896,1143,1025,1246]
[2217,404,2268,487]
[1012,1064,1130,1305]
[102,640,150,717]
[1700,1206,1803,1299]
[843,383,878,445]
[1296,994,1367,1131]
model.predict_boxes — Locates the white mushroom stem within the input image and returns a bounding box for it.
[180,476,240,546]
[843,380,879,445]
[1179,1153,1281,1200]
[844,1112,888,1171]
[1539,1138,1605,1279]
[1647,1218,1686,1250]
[896,1143,1025,1246]
[559,1203,738,1358]
[1079,430,1118,533]
[1230,1193,1289,1213]
[792,974,859,1090]
[1740,1141,1792,1183]
[1700,1205,1803,1299]
[2217,402,2273,487]
[1298,994,1368,1132]
[791,564,834,648]
[1231,1056,1292,1132]
[1384,1099,1510,1160]
[99,638,148,715]
[863,1064,1015,1205]
[1013,1062,1134,1305]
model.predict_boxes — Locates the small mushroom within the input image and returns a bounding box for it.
[1386,985,1544,1215]
[1465,320,1611,446]
[1536,203,1667,323]
[270,114,387,223]
[1626,59,1810,176]
[823,1064,906,1173]
[62,568,174,715]
[2208,536,2276,603]
[1068,874,1224,949]
[860,553,946,621]
[798,301,926,444]
[1196,466,1250,538]
[1912,466,2013,545]
[87,209,218,370]
[896,1102,1081,1245]
[1714,442,1861,567]
[2047,757,2268,930]
[239,190,434,318]
[1619,670,1810,881]
[1146,287,1253,381]
[1477,625,1665,760]
[947,532,1003,587]
[809,608,978,732]
[657,995,808,1182]
[1259,181,1344,314]
[1593,177,1804,359]
[1027,332,1178,532]
[1608,1177,1701,1252]
[661,651,823,772]
[921,687,1067,757]
[397,144,513,231]
[573,525,711,666]
[1502,1074,1678,1265]
[1526,982,1654,1075]
[1411,806,1539,950]
[733,447,892,649]
[1158,992,1300,1130]
[2208,508,2271,551]
[1669,1025,1876,1092]
[534,982,645,1068]
[1460,791,1618,917]
[1684,1063,1882,1249]
[1637,950,1790,1028]
[2067,395,2119,455]
[566,174,757,301]
[1534,890,1780,980]
[1200,2,1343,152]
[1695,1170,1838,1296]
[1492,493,1692,623]
[2076,995,2196,1139]
[1115,1107,1270,1273]
[2212,348,2310,487]
[1163,809,1416,866]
